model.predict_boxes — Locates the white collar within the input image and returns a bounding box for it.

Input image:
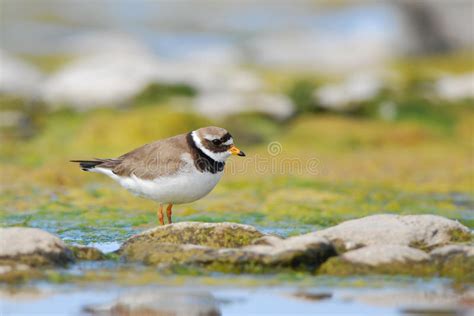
[191,131,231,162]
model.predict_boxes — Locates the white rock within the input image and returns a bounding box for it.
[245,234,331,256]
[41,47,262,110]
[435,73,474,101]
[0,227,72,265]
[41,51,161,109]
[430,244,474,258]
[341,245,430,266]
[311,214,470,250]
[0,50,43,98]
[151,63,262,94]
[315,73,383,111]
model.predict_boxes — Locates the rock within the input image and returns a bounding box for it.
[314,73,383,111]
[0,264,29,275]
[291,291,332,302]
[0,264,43,284]
[119,222,336,272]
[240,234,335,269]
[311,214,471,251]
[0,227,73,267]
[251,235,284,246]
[40,34,264,111]
[0,50,43,99]
[84,290,221,316]
[430,244,474,258]
[41,51,161,109]
[319,243,474,281]
[119,222,264,260]
[430,244,474,281]
[338,245,430,266]
[319,245,435,276]
[70,245,106,261]
[435,72,474,101]
[118,222,263,263]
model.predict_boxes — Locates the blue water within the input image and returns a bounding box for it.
[1,277,463,316]
[0,286,396,316]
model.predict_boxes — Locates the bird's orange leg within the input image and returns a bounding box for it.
[166,203,173,224]
[157,204,164,225]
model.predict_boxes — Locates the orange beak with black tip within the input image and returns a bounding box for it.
[228,145,246,157]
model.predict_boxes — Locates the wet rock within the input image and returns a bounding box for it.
[251,235,284,246]
[0,264,30,275]
[238,234,336,270]
[311,214,471,251]
[70,245,106,261]
[430,244,474,258]
[319,245,434,276]
[0,227,73,267]
[120,222,263,256]
[291,291,332,302]
[430,245,474,281]
[319,241,474,280]
[142,244,218,266]
[0,264,43,284]
[84,290,221,316]
[338,245,430,266]
[119,223,335,272]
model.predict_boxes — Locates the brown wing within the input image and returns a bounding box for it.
[110,134,190,180]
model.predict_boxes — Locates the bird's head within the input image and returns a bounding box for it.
[191,126,245,162]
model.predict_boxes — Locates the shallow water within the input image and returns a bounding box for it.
[2,279,470,316]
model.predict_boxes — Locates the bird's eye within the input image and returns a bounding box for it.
[212,139,221,146]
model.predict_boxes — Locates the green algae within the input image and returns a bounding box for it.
[69,245,106,261]
[448,229,473,243]
[120,223,263,250]
[318,254,474,283]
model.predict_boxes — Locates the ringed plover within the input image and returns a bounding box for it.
[71,126,245,225]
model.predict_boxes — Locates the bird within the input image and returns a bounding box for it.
[71,126,245,225]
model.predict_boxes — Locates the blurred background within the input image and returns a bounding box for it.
[1,0,473,249]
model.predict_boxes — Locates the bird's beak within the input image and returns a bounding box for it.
[228,145,246,157]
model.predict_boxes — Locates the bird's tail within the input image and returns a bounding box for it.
[70,159,119,172]
[70,159,104,171]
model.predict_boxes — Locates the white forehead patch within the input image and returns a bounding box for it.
[192,131,231,162]
[223,138,233,145]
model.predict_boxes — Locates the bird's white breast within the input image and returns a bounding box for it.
[95,153,223,204]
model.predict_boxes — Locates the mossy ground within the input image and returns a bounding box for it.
[0,54,473,285]
[1,107,472,244]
